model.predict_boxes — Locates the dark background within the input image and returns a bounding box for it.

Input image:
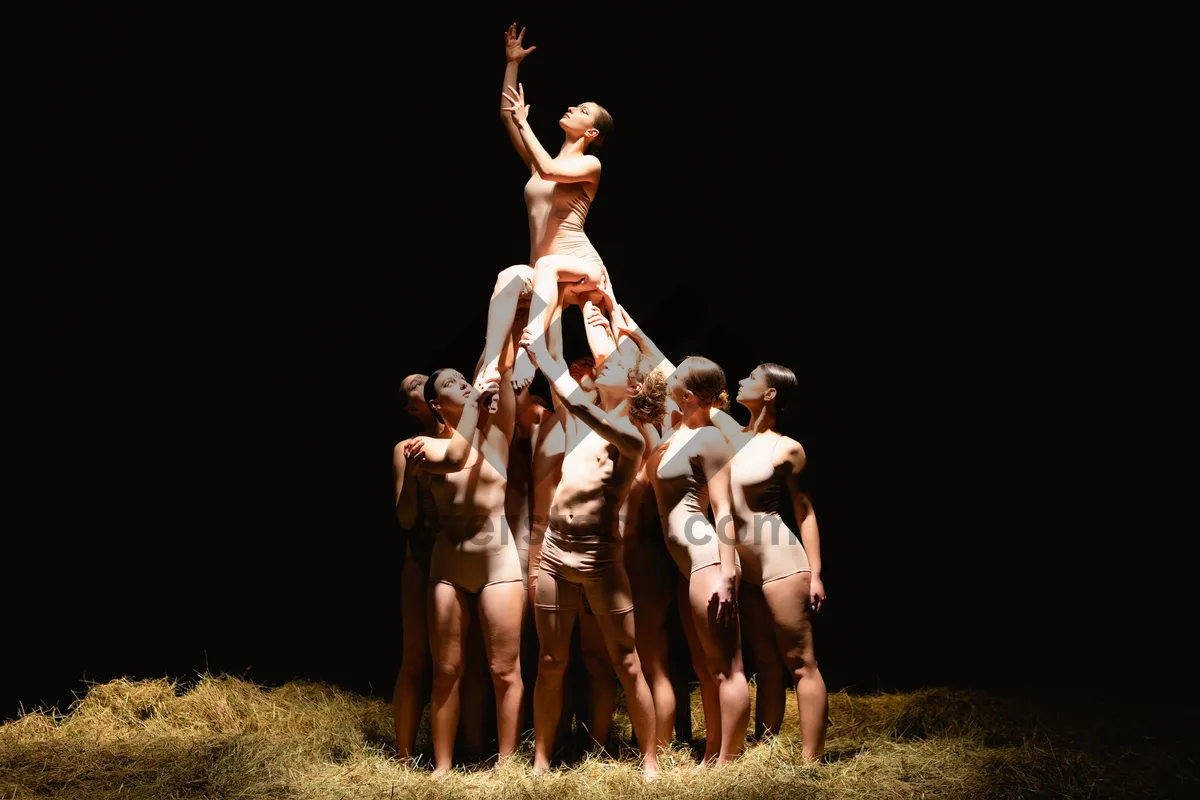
[6,4,1147,721]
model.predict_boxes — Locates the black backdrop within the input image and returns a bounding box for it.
[7,4,1144,720]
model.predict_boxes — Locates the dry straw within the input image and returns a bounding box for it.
[0,674,1185,799]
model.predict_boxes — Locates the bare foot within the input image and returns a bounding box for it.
[643,761,660,782]
[511,347,536,391]
[431,766,451,779]
[476,359,501,392]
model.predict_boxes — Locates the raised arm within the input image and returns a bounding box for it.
[784,438,825,612]
[612,304,675,379]
[502,83,602,184]
[699,428,739,623]
[519,327,643,458]
[411,380,499,474]
[501,23,536,167]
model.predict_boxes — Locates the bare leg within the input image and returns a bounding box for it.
[478,581,526,762]
[630,555,676,747]
[678,576,719,763]
[459,598,490,761]
[741,582,786,738]
[394,556,430,760]
[763,572,828,762]
[523,255,606,359]
[592,605,660,780]
[688,564,750,764]
[532,587,580,773]
[578,608,617,750]
[428,582,468,776]
[478,264,535,389]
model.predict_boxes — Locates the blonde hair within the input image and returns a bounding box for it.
[679,356,729,409]
[627,353,666,427]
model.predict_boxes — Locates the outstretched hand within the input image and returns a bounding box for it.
[612,304,640,341]
[504,23,536,63]
[502,83,530,124]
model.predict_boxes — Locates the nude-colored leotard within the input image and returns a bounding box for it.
[650,429,736,576]
[426,442,523,595]
[729,436,810,586]
[524,172,604,266]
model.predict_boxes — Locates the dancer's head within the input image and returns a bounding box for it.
[560,101,613,154]
[592,347,666,427]
[401,374,436,422]
[423,368,474,425]
[737,362,797,414]
[569,355,597,393]
[668,356,729,412]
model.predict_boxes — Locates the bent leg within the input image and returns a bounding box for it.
[763,572,827,762]
[478,264,534,387]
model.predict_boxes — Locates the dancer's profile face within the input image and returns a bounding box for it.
[736,366,770,407]
[402,374,429,416]
[667,360,692,403]
[592,349,631,391]
[560,102,599,139]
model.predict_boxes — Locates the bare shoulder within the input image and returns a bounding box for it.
[695,425,734,454]
[779,436,807,472]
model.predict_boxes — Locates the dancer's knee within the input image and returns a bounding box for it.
[431,660,462,691]
[494,264,534,297]
[538,650,569,679]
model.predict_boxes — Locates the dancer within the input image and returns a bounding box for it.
[478,22,616,393]
[392,374,440,760]
[518,312,664,779]
[640,352,751,765]
[730,363,828,761]
[409,351,524,776]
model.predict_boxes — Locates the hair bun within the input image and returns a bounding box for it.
[715,389,730,410]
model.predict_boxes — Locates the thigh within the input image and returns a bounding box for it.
[738,581,779,670]
[535,563,583,613]
[401,558,428,657]
[688,565,740,669]
[761,572,815,663]
[534,603,580,663]
[479,581,527,666]
[582,562,634,616]
[535,254,604,289]
[429,581,470,665]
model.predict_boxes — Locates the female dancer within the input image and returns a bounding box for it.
[408,354,524,776]
[478,23,617,393]
[640,353,751,765]
[392,374,440,759]
[729,363,828,761]
[519,311,664,779]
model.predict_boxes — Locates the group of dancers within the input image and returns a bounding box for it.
[391,24,827,780]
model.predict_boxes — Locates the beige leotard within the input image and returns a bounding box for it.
[729,435,810,586]
[426,436,523,594]
[650,428,734,576]
[524,171,604,266]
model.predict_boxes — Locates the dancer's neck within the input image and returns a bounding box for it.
[679,405,713,431]
[558,135,589,158]
[743,403,777,434]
